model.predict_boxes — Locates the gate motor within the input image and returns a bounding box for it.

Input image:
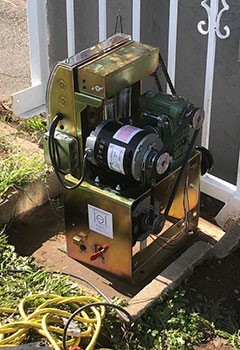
[44,34,212,284]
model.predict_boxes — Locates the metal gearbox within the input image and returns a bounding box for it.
[44,34,210,284]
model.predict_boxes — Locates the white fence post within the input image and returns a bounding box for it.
[66,0,75,56]
[132,0,141,41]
[198,0,230,148]
[98,0,107,41]
[167,0,178,94]
[12,0,49,117]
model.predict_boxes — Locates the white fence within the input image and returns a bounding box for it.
[12,0,240,228]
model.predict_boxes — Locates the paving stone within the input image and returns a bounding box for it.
[125,241,212,319]
[161,241,212,282]
[213,218,240,259]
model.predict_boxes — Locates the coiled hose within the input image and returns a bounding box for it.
[0,293,131,350]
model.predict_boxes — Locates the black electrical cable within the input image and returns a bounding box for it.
[48,113,66,176]
[62,302,133,350]
[48,113,88,190]
[58,271,131,324]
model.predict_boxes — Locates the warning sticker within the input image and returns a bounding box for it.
[88,204,113,238]
[113,125,142,144]
[107,143,125,174]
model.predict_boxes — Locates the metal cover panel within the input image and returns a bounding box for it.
[65,181,134,280]
[77,42,159,98]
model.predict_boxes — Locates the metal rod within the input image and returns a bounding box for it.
[66,0,75,56]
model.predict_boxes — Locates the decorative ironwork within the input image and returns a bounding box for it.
[198,0,230,39]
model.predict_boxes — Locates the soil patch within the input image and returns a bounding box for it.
[187,249,240,335]
[193,337,233,350]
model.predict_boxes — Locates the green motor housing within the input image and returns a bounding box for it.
[138,91,203,170]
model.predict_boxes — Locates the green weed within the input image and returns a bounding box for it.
[21,115,47,134]
[0,133,49,197]
[0,152,48,197]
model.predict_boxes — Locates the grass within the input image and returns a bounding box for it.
[18,115,47,143]
[0,232,80,311]
[0,104,48,197]
[0,133,49,197]
[0,153,49,197]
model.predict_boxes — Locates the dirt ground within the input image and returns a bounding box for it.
[194,337,233,350]
[188,250,240,350]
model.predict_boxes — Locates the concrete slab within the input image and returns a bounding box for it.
[198,217,225,243]
[213,218,240,259]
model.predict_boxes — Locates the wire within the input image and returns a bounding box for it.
[48,113,65,176]
[48,114,88,190]
[114,14,123,34]
[63,303,133,350]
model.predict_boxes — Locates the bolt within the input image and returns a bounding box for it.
[115,184,121,191]
[59,96,67,106]
[58,79,66,90]
[94,176,100,183]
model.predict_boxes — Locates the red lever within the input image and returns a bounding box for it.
[90,244,108,261]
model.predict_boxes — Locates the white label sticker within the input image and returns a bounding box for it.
[107,143,125,174]
[113,125,142,144]
[88,204,113,238]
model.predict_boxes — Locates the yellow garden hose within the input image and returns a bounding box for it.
[0,293,105,350]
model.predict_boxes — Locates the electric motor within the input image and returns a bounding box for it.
[86,120,170,182]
